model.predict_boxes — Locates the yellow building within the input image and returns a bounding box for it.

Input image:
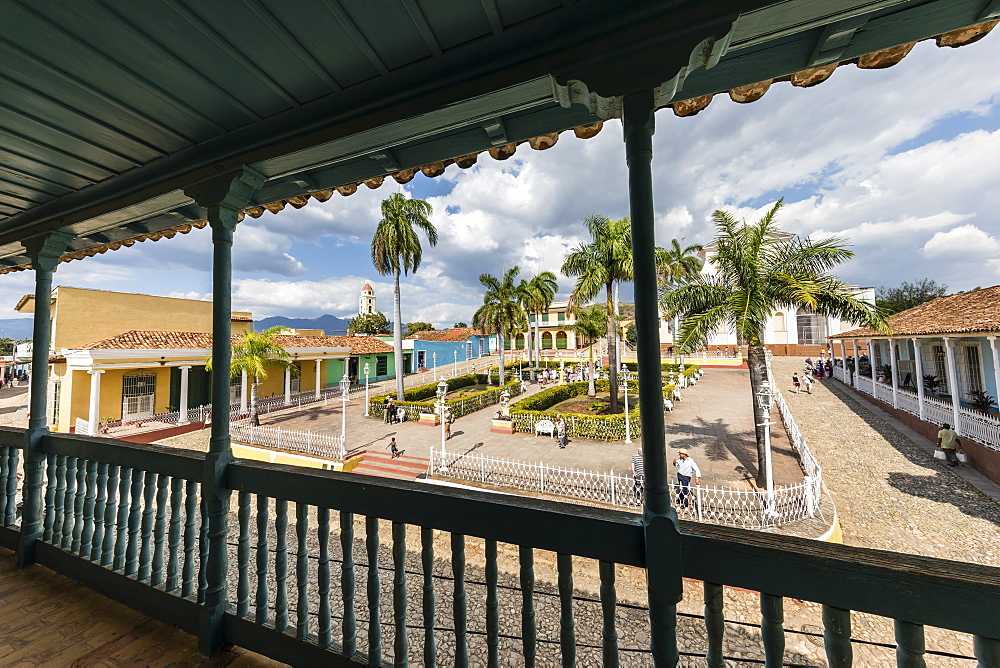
[509,300,580,351]
[15,287,389,433]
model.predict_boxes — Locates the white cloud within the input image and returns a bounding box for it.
[923,225,1000,258]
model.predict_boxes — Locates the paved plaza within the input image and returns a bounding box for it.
[247,364,804,486]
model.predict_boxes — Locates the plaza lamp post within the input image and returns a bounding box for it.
[756,379,778,516]
[363,362,370,417]
[339,374,350,460]
[436,378,448,471]
[619,369,632,444]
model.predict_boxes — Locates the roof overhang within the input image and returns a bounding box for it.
[0,0,996,271]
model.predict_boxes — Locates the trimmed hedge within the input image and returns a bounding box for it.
[508,379,673,441]
[604,361,700,374]
[369,373,522,420]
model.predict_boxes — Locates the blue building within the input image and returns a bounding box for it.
[405,327,495,372]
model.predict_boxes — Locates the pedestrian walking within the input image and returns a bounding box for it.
[556,417,568,448]
[444,407,454,440]
[672,449,701,508]
[791,374,801,394]
[383,398,391,424]
[936,423,963,466]
[802,373,813,394]
[631,447,644,502]
[388,437,400,459]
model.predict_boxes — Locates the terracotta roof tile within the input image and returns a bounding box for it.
[832,285,1000,338]
[404,327,484,341]
[78,330,392,355]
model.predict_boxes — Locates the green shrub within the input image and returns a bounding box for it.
[508,379,649,441]
[369,374,521,419]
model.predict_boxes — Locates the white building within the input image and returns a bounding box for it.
[660,233,875,354]
[358,283,376,316]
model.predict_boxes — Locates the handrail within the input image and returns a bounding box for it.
[41,432,204,480]
[227,459,645,567]
[680,521,1000,640]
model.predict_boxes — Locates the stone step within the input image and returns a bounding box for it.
[352,462,422,480]
[359,451,430,471]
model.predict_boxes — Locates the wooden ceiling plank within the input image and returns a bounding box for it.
[0,169,72,197]
[480,0,504,36]
[242,0,343,91]
[0,38,193,145]
[93,1,265,123]
[0,195,30,211]
[163,0,301,107]
[0,127,117,178]
[402,0,443,56]
[0,178,55,203]
[322,0,390,76]
[978,0,1000,21]
[0,100,144,168]
[0,73,169,158]
[13,2,228,134]
[0,147,100,187]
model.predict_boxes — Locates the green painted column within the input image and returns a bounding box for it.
[185,166,264,655]
[17,230,74,568]
[623,90,682,667]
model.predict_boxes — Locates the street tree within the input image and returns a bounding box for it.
[571,303,607,396]
[876,278,948,315]
[517,271,558,368]
[348,312,391,336]
[474,267,527,384]
[206,325,297,426]
[371,192,437,400]
[660,199,888,485]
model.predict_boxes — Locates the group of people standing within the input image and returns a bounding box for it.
[1,372,26,389]
[537,364,604,386]
[792,356,833,394]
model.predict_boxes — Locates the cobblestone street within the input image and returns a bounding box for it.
[772,357,1000,565]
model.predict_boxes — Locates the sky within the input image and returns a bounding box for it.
[3,32,1000,329]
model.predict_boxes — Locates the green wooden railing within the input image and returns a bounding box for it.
[1,428,999,666]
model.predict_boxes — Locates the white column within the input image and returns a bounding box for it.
[852,340,859,387]
[943,337,962,434]
[888,338,899,408]
[867,339,877,389]
[87,369,104,435]
[315,359,322,398]
[179,365,191,423]
[284,365,292,403]
[839,340,848,383]
[989,336,1000,415]
[568,329,577,349]
[913,338,926,421]
[240,369,248,413]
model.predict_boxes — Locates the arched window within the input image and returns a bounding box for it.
[541,331,553,349]
[796,309,827,346]
[555,331,568,349]
[773,312,786,332]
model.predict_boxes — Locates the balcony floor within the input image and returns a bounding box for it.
[0,548,286,667]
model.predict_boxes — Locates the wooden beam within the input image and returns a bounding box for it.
[808,14,870,67]
[322,0,390,76]
[402,0,442,56]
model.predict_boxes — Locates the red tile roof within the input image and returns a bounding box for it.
[404,327,484,341]
[832,285,1000,338]
[78,330,392,355]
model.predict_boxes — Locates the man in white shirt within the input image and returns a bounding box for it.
[672,449,702,508]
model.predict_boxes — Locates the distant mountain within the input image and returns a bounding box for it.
[0,318,34,340]
[254,314,351,335]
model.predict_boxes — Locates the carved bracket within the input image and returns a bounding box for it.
[22,229,74,273]
[183,166,266,231]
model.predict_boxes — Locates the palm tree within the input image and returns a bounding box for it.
[660,199,889,484]
[571,303,607,397]
[474,267,527,384]
[206,325,297,426]
[371,192,437,401]
[657,238,704,364]
[561,215,633,413]
[517,272,558,368]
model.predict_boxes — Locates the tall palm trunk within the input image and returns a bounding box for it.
[587,348,596,397]
[606,283,619,413]
[250,377,260,426]
[747,344,770,486]
[534,314,540,368]
[393,266,405,401]
[497,330,505,385]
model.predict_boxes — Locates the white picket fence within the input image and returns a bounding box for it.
[838,374,1000,451]
[230,422,345,460]
[429,447,822,530]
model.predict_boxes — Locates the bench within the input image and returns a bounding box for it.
[534,419,556,437]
